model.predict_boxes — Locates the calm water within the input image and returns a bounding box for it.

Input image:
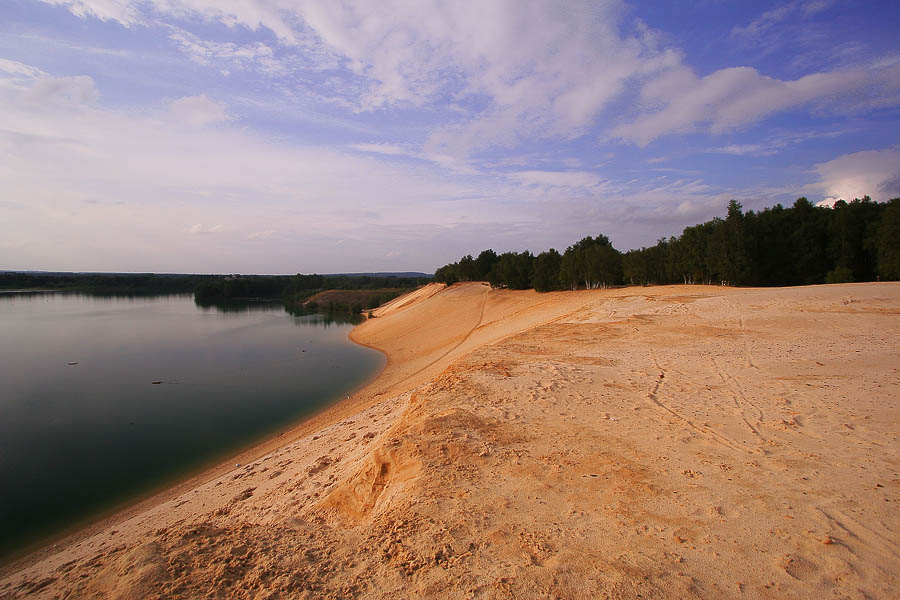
[0,293,383,556]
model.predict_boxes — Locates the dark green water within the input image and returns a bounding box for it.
[0,293,384,557]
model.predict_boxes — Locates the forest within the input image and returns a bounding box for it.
[193,273,429,310]
[0,272,214,294]
[433,197,900,291]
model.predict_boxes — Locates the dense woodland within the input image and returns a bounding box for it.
[0,272,214,294]
[194,273,428,313]
[434,197,900,291]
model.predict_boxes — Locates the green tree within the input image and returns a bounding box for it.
[475,249,499,280]
[584,242,622,288]
[718,200,749,285]
[876,198,900,279]
[742,204,792,286]
[433,263,459,284]
[559,235,621,289]
[828,197,882,282]
[530,249,562,292]
[490,251,534,289]
[789,197,832,285]
[623,249,648,285]
[559,244,581,290]
[457,255,479,281]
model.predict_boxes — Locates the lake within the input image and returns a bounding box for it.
[0,293,384,557]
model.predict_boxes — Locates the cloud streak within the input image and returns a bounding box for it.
[613,62,900,146]
[169,94,229,126]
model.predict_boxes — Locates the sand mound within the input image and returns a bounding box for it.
[368,282,446,318]
[318,404,423,524]
[3,282,899,599]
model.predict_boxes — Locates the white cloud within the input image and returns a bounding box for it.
[510,170,603,189]
[0,68,102,172]
[166,26,336,75]
[40,0,675,155]
[812,148,900,202]
[26,75,99,106]
[168,94,229,126]
[188,223,226,234]
[0,60,100,113]
[1,59,759,272]
[707,144,774,157]
[43,0,301,42]
[348,142,478,175]
[0,59,48,79]
[348,143,408,156]
[168,27,274,67]
[732,0,836,39]
[41,0,142,26]
[0,60,527,272]
[704,128,851,157]
[247,229,276,240]
[290,0,681,154]
[613,62,900,146]
[40,0,900,155]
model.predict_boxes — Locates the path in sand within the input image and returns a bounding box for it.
[2,282,898,599]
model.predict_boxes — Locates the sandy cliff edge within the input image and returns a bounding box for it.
[2,282,899,599]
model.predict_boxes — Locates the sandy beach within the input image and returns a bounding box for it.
[2,282,899,599]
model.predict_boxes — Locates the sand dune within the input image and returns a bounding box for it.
[2,282,899,599]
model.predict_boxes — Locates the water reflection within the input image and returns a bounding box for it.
[195,297,364,325]
[1,290,189,300]
[1,291,364,325]
[0,292,381,557]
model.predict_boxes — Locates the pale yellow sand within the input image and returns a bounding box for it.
[2,282,899,599]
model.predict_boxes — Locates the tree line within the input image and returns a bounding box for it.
[433,197,900,291]
[194,273,429,314]
[0,272,214,294]
[194,273,429,303]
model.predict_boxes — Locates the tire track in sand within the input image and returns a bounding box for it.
[724,297,758,370]
[648,350,753,455]
[711,357,768,446]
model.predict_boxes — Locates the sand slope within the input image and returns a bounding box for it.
[2,282,899,599]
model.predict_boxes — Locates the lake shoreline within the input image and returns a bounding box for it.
[4,282,899,598]
[1,282,447,579]
[0,298,388,576]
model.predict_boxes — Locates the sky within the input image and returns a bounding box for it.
[1,0,899,274]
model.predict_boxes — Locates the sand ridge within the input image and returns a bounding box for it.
[2,282,899,599]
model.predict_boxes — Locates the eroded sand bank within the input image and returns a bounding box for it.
[2,282,899,599]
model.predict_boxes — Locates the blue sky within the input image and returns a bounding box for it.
[1,0,899,274]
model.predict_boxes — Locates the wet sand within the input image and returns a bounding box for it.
[2,282,898,599]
